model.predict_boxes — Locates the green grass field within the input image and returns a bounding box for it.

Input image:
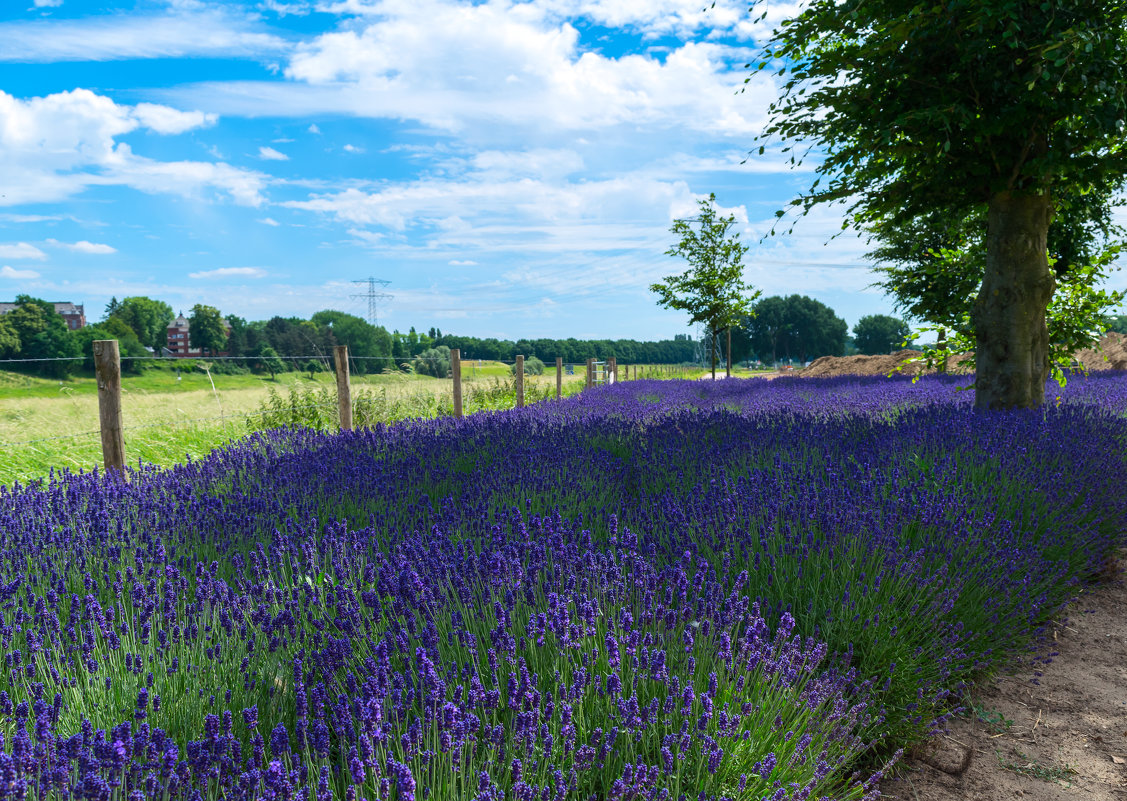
[2,360,745,484]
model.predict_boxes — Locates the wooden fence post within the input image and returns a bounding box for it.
[586,358,594,389]
[515,355,525,408]
[93,339,126,477]
[609,356,617,384]
[451,348,463,418]
[333,345,352,431]
[555,357,562,399]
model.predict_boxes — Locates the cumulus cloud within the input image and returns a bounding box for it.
[0,89,266,207]
[0,242,48,260]
[33,0,64,7]
[258,217,281,226]
[342,143,364,153]
[0,265,41,279]
[448,259,478,266]
[258,146,290,161]
[166,0,773,139]
[188,267,268,279]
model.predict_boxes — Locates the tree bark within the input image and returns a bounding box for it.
[937,328,947,374]
[972,191,1054,409]
[726,327,732,378]
[710,328,716,379]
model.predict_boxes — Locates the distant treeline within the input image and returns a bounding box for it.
[0,294,700,378]
[432,333,697,364]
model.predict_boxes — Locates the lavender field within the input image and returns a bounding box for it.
[1,374,1125,801]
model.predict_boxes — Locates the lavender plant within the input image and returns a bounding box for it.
[0,372,1124,800]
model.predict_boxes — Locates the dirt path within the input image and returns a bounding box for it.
[879,562,1127,800]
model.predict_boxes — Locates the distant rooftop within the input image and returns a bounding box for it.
[0,301,84,316]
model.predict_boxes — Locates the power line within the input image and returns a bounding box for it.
[350,276,393,327]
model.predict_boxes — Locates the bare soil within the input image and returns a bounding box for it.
[879,559,1127,800]
[800,333,1127,379]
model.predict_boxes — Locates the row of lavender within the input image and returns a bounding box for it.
[0,373,1124,800]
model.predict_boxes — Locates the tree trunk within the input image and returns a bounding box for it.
[972,191,1055,409]
[937,328,947,374]
[725,327,731,378]
[710,328,716,380]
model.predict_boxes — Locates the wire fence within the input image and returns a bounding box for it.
[1,403,333,448]
[0,350,698,483]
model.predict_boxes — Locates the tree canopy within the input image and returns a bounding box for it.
[853,314,911,355]
[750,0,1127,408]
[732,295,847,364]
[107,296,174,351]
[188,304,228,355]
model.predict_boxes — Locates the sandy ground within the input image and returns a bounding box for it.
[879,559,1127,800]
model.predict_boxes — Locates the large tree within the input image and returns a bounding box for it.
[750,0,1127,408]
[4,296,80,377]
[651,193,761,378]
[853,314,911,355]
[188,304,228,355]
[108,296,174,351]
[310,310,393,374]
[869,189,1125,376]
[0,317,18,359]
[732,294,847,364]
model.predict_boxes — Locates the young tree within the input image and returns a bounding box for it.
[651,193,761,378]
[413,345,451,378]
[750,0,1127,408]
[255,346,285,380]
[853,315,911,355]
[188,304,228,355]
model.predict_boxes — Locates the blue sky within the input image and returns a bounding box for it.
[3,0,1117,341]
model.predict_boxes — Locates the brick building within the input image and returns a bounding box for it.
[0,301,86,330]
[165,312,231,358]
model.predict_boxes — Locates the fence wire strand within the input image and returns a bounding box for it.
[0,402,330,448]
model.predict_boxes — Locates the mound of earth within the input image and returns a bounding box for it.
[800,333,1126,378]
[1075,332,1127,371]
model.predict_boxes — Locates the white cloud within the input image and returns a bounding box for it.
[448,259,478,266]
[258,146,290,161]
[0,9,289,62]
[188,267,268,279]
[470,149,584,180]
[166,0,773,138]
[258,217,281,226]
[133,103,217,134]
[308,123,321,134]
[0,265,41,279]
[0,213,63,222]
[0,242,48,260]
[284,171,693,276]
[262,0,311,15]
[33,0,64,7]
[45,238,117,254]
[0,89,267,207]
[342,143,364,153]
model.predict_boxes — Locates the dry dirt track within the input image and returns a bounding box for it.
[879,562,1127,800]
